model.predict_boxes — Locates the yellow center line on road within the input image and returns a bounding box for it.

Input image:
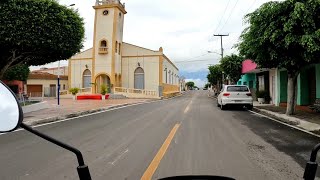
[141,123,181,180]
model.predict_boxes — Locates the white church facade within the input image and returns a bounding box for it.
[68,0,180,98]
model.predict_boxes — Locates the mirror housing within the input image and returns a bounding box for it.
[0,81,23,132]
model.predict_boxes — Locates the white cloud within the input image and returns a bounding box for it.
[32,0,272,72]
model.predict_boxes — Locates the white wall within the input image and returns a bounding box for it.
[269,69,275,104]
[115,8,125,74]
[162,57,179,85]
[122,56,159,91]
[71,48,92,59]
[70,59,93,88]
[94,7,115,77]
[27,79,68,90]
[122,43,161,56]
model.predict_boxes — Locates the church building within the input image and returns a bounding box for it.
[68,0,180,98]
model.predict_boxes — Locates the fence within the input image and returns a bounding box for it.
[114,87,158,98]
[59,87,92,95]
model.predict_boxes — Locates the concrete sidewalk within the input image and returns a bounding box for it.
[23,98,151,126]
[253,102,320,133]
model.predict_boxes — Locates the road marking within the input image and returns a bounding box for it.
[183,100,193,114]
[184,106,189,113]
[108,148,129,165]
[31,93,184,128]
[0,100,161,136]
[249,110,320,138]
[141,123,180,180]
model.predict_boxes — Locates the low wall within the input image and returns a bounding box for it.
[162,84,179,93]
[115,92,161,99]
[163,91,180,98]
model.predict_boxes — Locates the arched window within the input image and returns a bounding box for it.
[100,40,107,47]
[171,72,174,84]
[134,67,144,89]
[99,40,108,54]
[83,69,92,88]
[115,41,118,53]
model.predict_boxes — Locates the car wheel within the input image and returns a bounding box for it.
[247,105,253,111]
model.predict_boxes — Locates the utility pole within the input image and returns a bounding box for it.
[214,34,229,88]
[57,60,60,105]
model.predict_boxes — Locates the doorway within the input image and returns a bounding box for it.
[134,67,144,89]
[95,74,111,93]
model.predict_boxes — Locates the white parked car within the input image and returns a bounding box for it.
[217,85,253,110]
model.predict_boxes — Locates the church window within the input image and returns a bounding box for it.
[103,10,109,16]
[99,40,108,54]
[83,69,92,88]
[100,40,107,47]
[115,41,118,53]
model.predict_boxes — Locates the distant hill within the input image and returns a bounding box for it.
[179,69,208,80]
[179,69,209,87]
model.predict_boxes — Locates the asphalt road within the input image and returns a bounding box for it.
[0,90,319,180]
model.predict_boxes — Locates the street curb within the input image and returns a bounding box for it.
[23,102,140,126]
[24,93,183,127]
[208,94,320,137]
[252,107,320,136]
[250,110,320,138]
[252,107,299,125]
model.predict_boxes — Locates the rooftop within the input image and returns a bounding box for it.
[95,0,125,8]
[33,66,68,72]
[28,72,68,80]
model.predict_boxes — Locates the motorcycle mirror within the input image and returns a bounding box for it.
[0,81,23,132]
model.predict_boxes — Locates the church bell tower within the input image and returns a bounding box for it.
[92,0,127,93]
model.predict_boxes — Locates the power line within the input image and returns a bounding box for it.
[213,0,231,34]
[176,53,209,62]
[175,59,218,64]
[218,0,240,33]
[243,0,257,16]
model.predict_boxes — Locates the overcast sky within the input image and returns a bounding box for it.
[34,0,273,86]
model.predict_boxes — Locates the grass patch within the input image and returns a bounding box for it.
[19,101,40,106]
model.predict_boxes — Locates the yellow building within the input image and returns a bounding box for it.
[69,0,179,98]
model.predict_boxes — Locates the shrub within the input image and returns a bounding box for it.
[256,90,270,101]
[100,84,108,95]
[69,88,80,95]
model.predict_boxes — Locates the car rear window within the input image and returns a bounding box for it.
[227,86,249,92]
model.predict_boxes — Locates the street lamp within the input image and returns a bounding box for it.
[207,51,221,56]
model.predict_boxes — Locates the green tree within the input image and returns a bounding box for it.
[3,64,30,81]
[220,54,244,84]
[0,0,85,79]
[237,0,320,115]
[186,81,195,89]
[207,64,222,86]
